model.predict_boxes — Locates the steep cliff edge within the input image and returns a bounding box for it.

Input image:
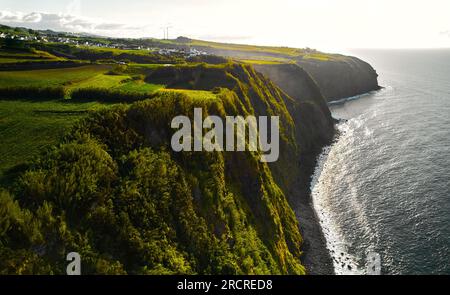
[253,63,330,114]
[296,55,380,101]
[252,63,337,273]
[147,63,335,274]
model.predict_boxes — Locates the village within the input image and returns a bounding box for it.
[0,27,208,58]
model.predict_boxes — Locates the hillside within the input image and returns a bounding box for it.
[0,25,379,274]
[0,62,334,274]
[296,56,380,101]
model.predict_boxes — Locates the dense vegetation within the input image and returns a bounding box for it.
[0,86,67,101]
[70,88,154,103]
[0,62,164,186]
[0,98,117,188]
[0,63,321,274]
[0,24,341,273]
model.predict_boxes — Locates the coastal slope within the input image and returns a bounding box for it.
[0,63,334,274]
[296,55,380,101]
[253,63,335,273]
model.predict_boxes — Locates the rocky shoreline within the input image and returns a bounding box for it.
[294,147,336,275]
[252,61,379,274]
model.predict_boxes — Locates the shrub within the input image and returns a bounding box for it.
[0,86,67,101]
[106,64,128,75]
[70,87,153,103]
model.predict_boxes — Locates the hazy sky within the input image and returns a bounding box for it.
[1,0,450,52]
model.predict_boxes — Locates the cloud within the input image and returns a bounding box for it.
[0,11,24,22]
[0,10,148,37]
[22,12,42,23]
[440,30,450,38]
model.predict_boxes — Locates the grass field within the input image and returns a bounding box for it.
[164,38,305,57]
[0,61,166,184]
[0,65,112,87]
[163,38,341,62]
[78,45,158,56]
[238,59,285,65]
[0,64,165,93]
[0,49,64,64]
[0,99,113,185]
[159,88,217,100]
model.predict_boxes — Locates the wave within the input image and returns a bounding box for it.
[328,88,384,106]
[310,120,367,275]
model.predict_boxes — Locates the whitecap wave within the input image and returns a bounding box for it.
[310,119,368,275]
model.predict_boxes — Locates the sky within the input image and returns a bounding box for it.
[1,0,450,52]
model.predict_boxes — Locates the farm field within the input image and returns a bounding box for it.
[0,65,111,87]
[159,88,217,100]
[0,64,165,92]
[0,61,165,185]
[0,99,113,185]
[163,38,341,62]
[0,49,64,64]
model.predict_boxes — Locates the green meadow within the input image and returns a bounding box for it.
[0,49,64,64]
[158,88,217,101]
[0,99,111,185]
[0,64,164,92]
[0,59,165,184]
[164,38,340,62]
[0,65,111,88]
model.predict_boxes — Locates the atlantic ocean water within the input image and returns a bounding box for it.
[311,49,450,274]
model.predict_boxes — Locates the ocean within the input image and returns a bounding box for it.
[311,49,450,275]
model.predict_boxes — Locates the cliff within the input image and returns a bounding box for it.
[296,55,380,101]
[252,63,337,273]
[253,63,330,114]
[146,63,336,274]
[0,63,334,274]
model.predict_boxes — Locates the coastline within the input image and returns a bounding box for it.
[309,144,363,275]
[293,149,335,275]
[327,87,383,106]
[302,88,382,275]
[306,87,383,275]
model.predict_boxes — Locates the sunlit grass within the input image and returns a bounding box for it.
[0,65,163,94]
[237,59,284,65]
[158,88,217,100]
[302,53,332,61]
[0,65,112,87]
[0,48,65,64]
[0,99,114,184]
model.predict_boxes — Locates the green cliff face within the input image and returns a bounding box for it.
[0,63,334,274]
[296,55,380,101]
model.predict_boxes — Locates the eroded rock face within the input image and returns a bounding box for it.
[296,55,380,101]
[253,63,330,115]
